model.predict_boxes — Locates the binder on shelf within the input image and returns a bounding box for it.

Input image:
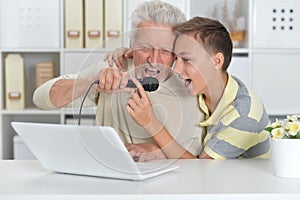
[4,54,25,110]
[64,0,84,48]
[104,0,123,49]
[36,62,55,88]
[84,0,104,48]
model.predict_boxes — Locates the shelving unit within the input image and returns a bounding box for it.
[0,0,108,159]
[1,0,299,159]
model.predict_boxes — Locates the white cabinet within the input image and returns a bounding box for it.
[0,0,60,49]
[252,52,300,115]
[253,0,300,49]
[0,0,107,159]
[229,55,251,86]
[252,0,300,115]
[1,0,299,159]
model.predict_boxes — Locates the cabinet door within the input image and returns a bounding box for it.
[228,55,250,86]
[252,53,300,115]
[0,0,60,48]
[253,0,300,49]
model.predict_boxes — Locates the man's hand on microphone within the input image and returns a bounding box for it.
[96,68,132,93]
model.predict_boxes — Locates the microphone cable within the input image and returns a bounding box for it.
[78,80,99,125]
[77,62,159,125]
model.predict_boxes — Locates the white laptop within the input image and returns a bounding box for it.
[11,122,178,181]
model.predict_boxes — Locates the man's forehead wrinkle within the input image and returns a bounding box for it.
[135,29,175,40]
[132,28,175,51]
[134,40,174,49]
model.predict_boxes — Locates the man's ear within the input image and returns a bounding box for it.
[213,52,224,70]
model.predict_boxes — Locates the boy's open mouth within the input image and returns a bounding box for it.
[185,79,192,87]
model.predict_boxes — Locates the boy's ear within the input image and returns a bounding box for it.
[213,52,224,70]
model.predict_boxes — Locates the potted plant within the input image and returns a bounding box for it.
[265,115,300,178]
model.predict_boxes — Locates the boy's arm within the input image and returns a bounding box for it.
[148,123,197,159]
[126,79,197,159]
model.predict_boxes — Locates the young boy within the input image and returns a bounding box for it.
[171,17,270,159]
[126,17,270,160]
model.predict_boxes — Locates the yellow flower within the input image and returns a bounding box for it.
[271,127,284,139]
[287,115,298,122]
[271,118,280,128]
[287,121,300,135]
[266,115,300,139]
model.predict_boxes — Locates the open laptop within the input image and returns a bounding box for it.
[11,122,178,181]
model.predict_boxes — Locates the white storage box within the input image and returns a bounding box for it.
[0,0,60,48]
[13,135,36,160]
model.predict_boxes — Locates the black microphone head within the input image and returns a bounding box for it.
[142,77,159,92]
[126,77,159,92]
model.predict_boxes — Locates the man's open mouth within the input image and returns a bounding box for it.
[145,67,160,77]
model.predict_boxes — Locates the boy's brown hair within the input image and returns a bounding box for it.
[174,17,233,71]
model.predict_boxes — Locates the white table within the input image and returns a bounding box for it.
[0,159,300,200]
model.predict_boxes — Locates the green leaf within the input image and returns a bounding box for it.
[295,132,300,139]
[264,127,273,132]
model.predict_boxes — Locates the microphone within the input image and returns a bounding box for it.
[126,77,159,92]
[78,77,159,125]
[93,77,159,92]
[78,60,159,125]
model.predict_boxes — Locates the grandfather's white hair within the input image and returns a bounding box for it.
[129,0,186,44]
[131,0,186,30]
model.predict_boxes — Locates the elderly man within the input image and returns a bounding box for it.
[33,0,204,162]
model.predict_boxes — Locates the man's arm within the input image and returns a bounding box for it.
[33,62,130,110]
[33,73,96,109]
[49,79,76,108]
[33,76,65,110]
[33,62,103,109]
[49,77,96,108]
